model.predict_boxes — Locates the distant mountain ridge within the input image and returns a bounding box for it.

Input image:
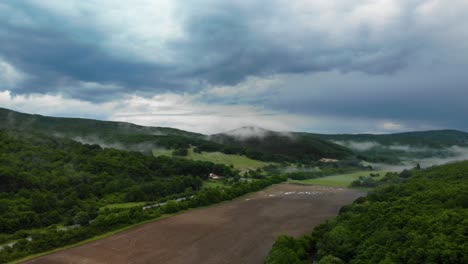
[0,108,350,162]
[308,129,468,147]
[2,107,467,163]
[211,127,352,161]
[0,107,204,139]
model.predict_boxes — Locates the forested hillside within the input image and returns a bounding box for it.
[265,161,468,264]
[0,107,203,139]
[0,108,353,162]
[211,127,353,162]
[307,130,468,164]
[310,130,468,147]
[0,129,235,234]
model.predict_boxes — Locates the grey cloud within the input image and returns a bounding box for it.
[266,65,468,131]
[0,0,467,133]
[0,0,456,100]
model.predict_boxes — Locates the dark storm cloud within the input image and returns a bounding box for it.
[266,67,468,131]
[172,1,419,85]
[0,23,182,101]
[0,0,467,133]
[0,0,428,101]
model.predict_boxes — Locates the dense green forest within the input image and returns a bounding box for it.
[265,161,468,264]
[0,129,238,233]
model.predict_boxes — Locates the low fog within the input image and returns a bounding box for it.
[71,136,158,154]
[334,140,468,170]
[218,126,294,140]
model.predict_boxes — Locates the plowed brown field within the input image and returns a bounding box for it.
[24,184,364,264]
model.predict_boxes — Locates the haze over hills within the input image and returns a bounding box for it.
[0,108,351,162]
[1,108,467,263]
[310,130,468,148]
[2,107,468,166]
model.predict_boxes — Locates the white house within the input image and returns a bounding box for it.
[209,173,222,180]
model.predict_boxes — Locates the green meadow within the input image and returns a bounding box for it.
[289,170,390,187]
[153,147,272,171]
[99,202,148,210]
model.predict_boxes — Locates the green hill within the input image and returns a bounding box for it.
[211,127,353,162]
[0,108,353,163]
[0,107,204,139]
[3,107,466,165]
[307,130,468,164]
[309,129,468,147]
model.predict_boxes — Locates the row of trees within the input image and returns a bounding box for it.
[0,175,287,263]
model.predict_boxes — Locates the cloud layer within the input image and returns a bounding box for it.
[0,0,467,133]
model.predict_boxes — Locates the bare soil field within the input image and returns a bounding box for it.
[24,184,364,264]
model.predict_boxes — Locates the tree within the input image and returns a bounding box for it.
[173,148,188,156]
[318,255,344,264]
[73,211,90,226]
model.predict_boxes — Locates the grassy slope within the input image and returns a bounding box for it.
[153,148,272,171]
[202,180,229,189]
[289,170,390,187]
[100,202,147,210]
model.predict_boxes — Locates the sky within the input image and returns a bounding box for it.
[0,0,467,134]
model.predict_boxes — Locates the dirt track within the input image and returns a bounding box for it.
[24,184,364,264]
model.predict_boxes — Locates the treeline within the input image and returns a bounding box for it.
[265,161,468,263]
[211,133,352,163]
[0,130,236,234]
[285,167,359,181]
[0,175,287,263]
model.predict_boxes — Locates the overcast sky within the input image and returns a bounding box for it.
[1,0,467,134]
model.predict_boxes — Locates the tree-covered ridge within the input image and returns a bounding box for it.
[309,130,468,148]
[0,107,204,139]
[0,107,353,162]
[265,161,468,264]
[306,130,468,164]
[210,130,353,162]
[0,129,235,234]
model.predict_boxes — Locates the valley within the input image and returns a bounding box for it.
[22,184,364,264]
[0,108,466,263]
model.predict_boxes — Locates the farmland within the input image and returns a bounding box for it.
[23,184,364,264]
[153,147,272,171]
[289,170,390,187]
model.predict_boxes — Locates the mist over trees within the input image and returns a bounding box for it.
[0,129,235,234]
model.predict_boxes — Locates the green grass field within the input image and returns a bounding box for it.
[100,202,147,210]
[289,170,390,187]
[152,148,174,156]
[202,180,229,189]
[153,147,272,171]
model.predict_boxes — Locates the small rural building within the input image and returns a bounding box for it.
[209,173,222,180]
[319,158,339,163]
